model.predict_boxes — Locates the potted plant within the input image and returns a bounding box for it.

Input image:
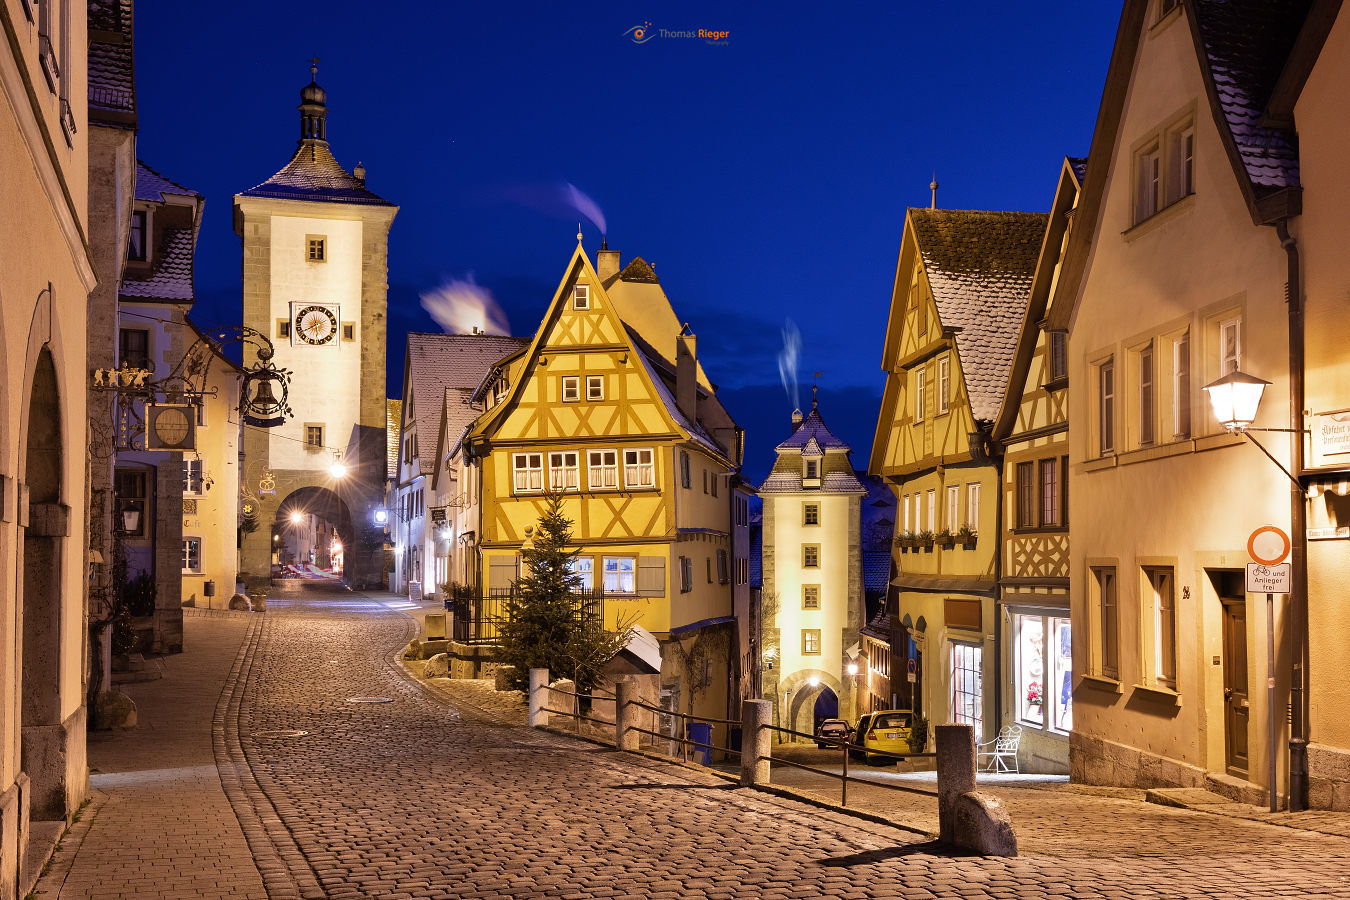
[918,529,935,549]
[907,713,929,754]
[957,523,978,548]
[936,528,956,547]
[1026,681,1043,717]
[896,531,917,551]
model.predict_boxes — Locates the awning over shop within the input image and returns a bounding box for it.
[1307,476,1350,498]
[891,572,996,597]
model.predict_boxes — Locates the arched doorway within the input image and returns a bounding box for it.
[813,687,839,736]
[272,487,353,583]
[22,347,67,820]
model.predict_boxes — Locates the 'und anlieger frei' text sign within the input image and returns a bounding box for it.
[1246,563,1291,594]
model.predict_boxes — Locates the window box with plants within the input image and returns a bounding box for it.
[958,524,978,548]
[918,529,935,549]
[935,528,956,548]
[896,531,918,550]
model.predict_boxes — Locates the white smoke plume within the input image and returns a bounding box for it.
[778,318,801,411]
[419,274,511,336]
[565,183,607,235]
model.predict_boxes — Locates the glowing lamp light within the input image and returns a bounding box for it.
[808,677,819,687]
[329,462,347,478]
[273,535,280,542]
[290,511,304,524]
[847,664,859,676]
[1202,369,1271,432]
[373,509,389,525]
[120,507,141,533]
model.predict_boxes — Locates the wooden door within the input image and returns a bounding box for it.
[1222,599,1250,778]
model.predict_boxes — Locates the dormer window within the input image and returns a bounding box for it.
[806,460,818,479]
[573,285,589,309]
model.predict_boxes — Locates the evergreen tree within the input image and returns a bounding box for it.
[496,491,583,692]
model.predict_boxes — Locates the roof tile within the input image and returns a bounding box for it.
[909,208,1046,423]
[405,334,527,452]
[240,142,394,206]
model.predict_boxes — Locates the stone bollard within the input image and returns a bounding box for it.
[616,680,640,751]
[740,699,772,787]
[529,668,549,728]
[936,723,976,844]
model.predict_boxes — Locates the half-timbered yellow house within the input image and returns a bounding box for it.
[989,158,1084,773]
[870,208,1046,746]
[461,240,745,726]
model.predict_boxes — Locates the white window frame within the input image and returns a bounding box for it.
[1178,126,1195,198]
[950,641,983,730]
[1137,145,1161,223]
[1100,359,1115,455]
[902,494,910,532]
[938,355,951,415]
[926,489,936,532]
[966,482,981,530]
[548,451,579,492]
[915,367,927,422]
[183,457,205,495]
[586,375,604,401]
[1220,316,1242,375]
[587,449,618,490]
[945,485,959,531]
[1174,332,1191,439]
[568,556,594,591]
[573,284,589,309]
[512,452,544,493]
[561,376,580,403]
[1149,567,1178,689]
[623,448,655,489]
[181,536,203,574]
[1139,344,1154,446]
[603,556,635,593]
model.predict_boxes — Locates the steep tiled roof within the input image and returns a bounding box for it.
[405,334,526,455]
[120,229,195,301]
[630,342,724,458]
[775,406,850,452]
[910,208,1046,424]
[1067,156,1088,186]
[87,0,134,121]
[386,400,402,478]
[864,551,893,595]
[861,605,891,642]
[1191,0,1309,193]
[135,160,199,202]
[240,142,394,206]
[619,257,659,283]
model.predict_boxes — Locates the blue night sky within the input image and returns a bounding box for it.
[135,1,1123,485]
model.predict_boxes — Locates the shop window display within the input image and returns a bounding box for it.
[1015,614,1072,733]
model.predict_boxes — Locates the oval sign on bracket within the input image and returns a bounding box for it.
[1248,525,1291,566]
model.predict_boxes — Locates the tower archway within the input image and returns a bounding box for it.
[272,487,353,582]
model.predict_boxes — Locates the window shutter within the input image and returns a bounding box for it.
[488,556,518,591]
[638,556,666,597]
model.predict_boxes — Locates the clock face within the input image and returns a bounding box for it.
[295,305,338,345]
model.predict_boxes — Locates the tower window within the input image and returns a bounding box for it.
[342,322,355,341]
[307,236,326,262]
[305,424,324,448]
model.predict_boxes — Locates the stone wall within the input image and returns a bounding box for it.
[1071,731,1270,807]
[1308,742,1350,810]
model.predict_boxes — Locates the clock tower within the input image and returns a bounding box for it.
[234,63,398,590]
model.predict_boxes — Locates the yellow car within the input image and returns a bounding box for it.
[863,710,913,765]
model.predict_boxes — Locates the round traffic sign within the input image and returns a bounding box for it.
[1248,525,1291,566]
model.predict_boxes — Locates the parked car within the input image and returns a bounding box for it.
[815,718,852,749]
[863,710,913,765]
[850,713,875,760]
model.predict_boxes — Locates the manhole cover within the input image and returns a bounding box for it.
[251,730,309,737]
[346,697,393,703]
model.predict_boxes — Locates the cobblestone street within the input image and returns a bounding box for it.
[37,592,1350,899]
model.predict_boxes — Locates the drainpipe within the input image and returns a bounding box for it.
[1276,219,1307,811]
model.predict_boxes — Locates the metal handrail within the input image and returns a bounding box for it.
[763,722,937,760]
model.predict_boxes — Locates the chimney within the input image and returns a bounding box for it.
[791,409,804,431]
[676,331,698,421]
[597,240,620,282]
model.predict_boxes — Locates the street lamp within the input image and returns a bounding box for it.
[120,507,140,533]
[373,509,389,525]
[290,511,304,524]
[1202,369,1271,432]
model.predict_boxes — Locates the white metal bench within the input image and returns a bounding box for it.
[977,725,1022,774]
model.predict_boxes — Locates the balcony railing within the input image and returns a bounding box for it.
[447,585,604,646]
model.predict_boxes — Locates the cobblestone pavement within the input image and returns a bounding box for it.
[42,592,1350,898]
